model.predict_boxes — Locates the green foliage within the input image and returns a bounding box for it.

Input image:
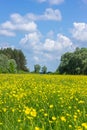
[0,48,29,72]
[34,64,41,73]
[8,59,17,73]
[0,54,9,73]
[42,66,47,74]
[57,48,87,75]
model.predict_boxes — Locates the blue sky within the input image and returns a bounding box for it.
[0,0,87,71]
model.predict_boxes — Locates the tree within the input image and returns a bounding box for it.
[56,48,87,75]
[8,59,17,73]
[0,48,29,72]
[56,52,72,74]
[0,54,8,73]
[18,50,28,71]
[34,64,41,73]
[42,66,47,74]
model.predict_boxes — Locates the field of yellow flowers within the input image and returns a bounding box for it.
[0,74,87,130]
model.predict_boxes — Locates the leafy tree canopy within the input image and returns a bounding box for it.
[42,66,47,74]
[56,48,87,75]
[34,64,41,73]
[0,48,29,73]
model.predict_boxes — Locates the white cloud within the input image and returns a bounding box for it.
[20,32,73,63]
[57,34,73,48]
[48,0,64,5]
[1,14,37,32]
[44,8,62,21]
[0,29,15,36]
[20,31,74,71]
[37,0,64,5]
[27,8,62,21]
[43,34,73,51]
[0,8,62,37]
[0,13,37,37]
[71,22,87,42]
[20,31,42,46]
[1,21,15,30]
[10,13,24,23]
[43,39,56,51]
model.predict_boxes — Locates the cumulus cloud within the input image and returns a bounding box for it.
[71,22,87,42]
[20,32,73,63]
[37,0,64,5]
[43,34,73,51]
[20,31,74,71]
[20,31,41,46]
[27,8,62,21]
[0,29,15,37]
[0,8,62,37]
[1,14,37,32]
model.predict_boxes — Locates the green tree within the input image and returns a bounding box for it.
[8,59,17,73]
[0,54,8,73]
[57,52,72,74]
[34,64,41,73]
[0,48,29,72]
[57,48,87,75]
[42,66,47,74]
[18,50,28,71]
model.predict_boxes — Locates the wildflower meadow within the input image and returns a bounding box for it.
[0,74,87,130]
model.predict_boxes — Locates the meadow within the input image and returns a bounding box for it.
[0,74,87,130]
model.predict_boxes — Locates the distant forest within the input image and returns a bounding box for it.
[0,47,87,74]
[0,48,29,73]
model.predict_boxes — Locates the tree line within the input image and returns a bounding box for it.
[0,47,87,74]
[0,48,29,73]
[0,48,48,74]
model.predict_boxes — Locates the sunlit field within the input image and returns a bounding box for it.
[0,74,87,130]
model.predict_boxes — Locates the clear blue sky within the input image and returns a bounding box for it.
[0,0,87,71]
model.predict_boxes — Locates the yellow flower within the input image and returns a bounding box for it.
[69,124,72,128]
[52,116,56,121]
[12,108,15,112]
[0,122,3,125]
[74,115,77,121]
[3,108,7,112]
[18,119,21,122]
[76,126,83,130]
[78,100,84,104]
[82,123,87,129]
[30,109,37,117]
[49,120,53,124]
[74,115,77,119]
[44,113,48,117]
[68,106,71,109]
[60,116,66,122]
[25,107,31,115]
[49,104,54,108]
[77,109,80,113]
[35,126,40,130]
